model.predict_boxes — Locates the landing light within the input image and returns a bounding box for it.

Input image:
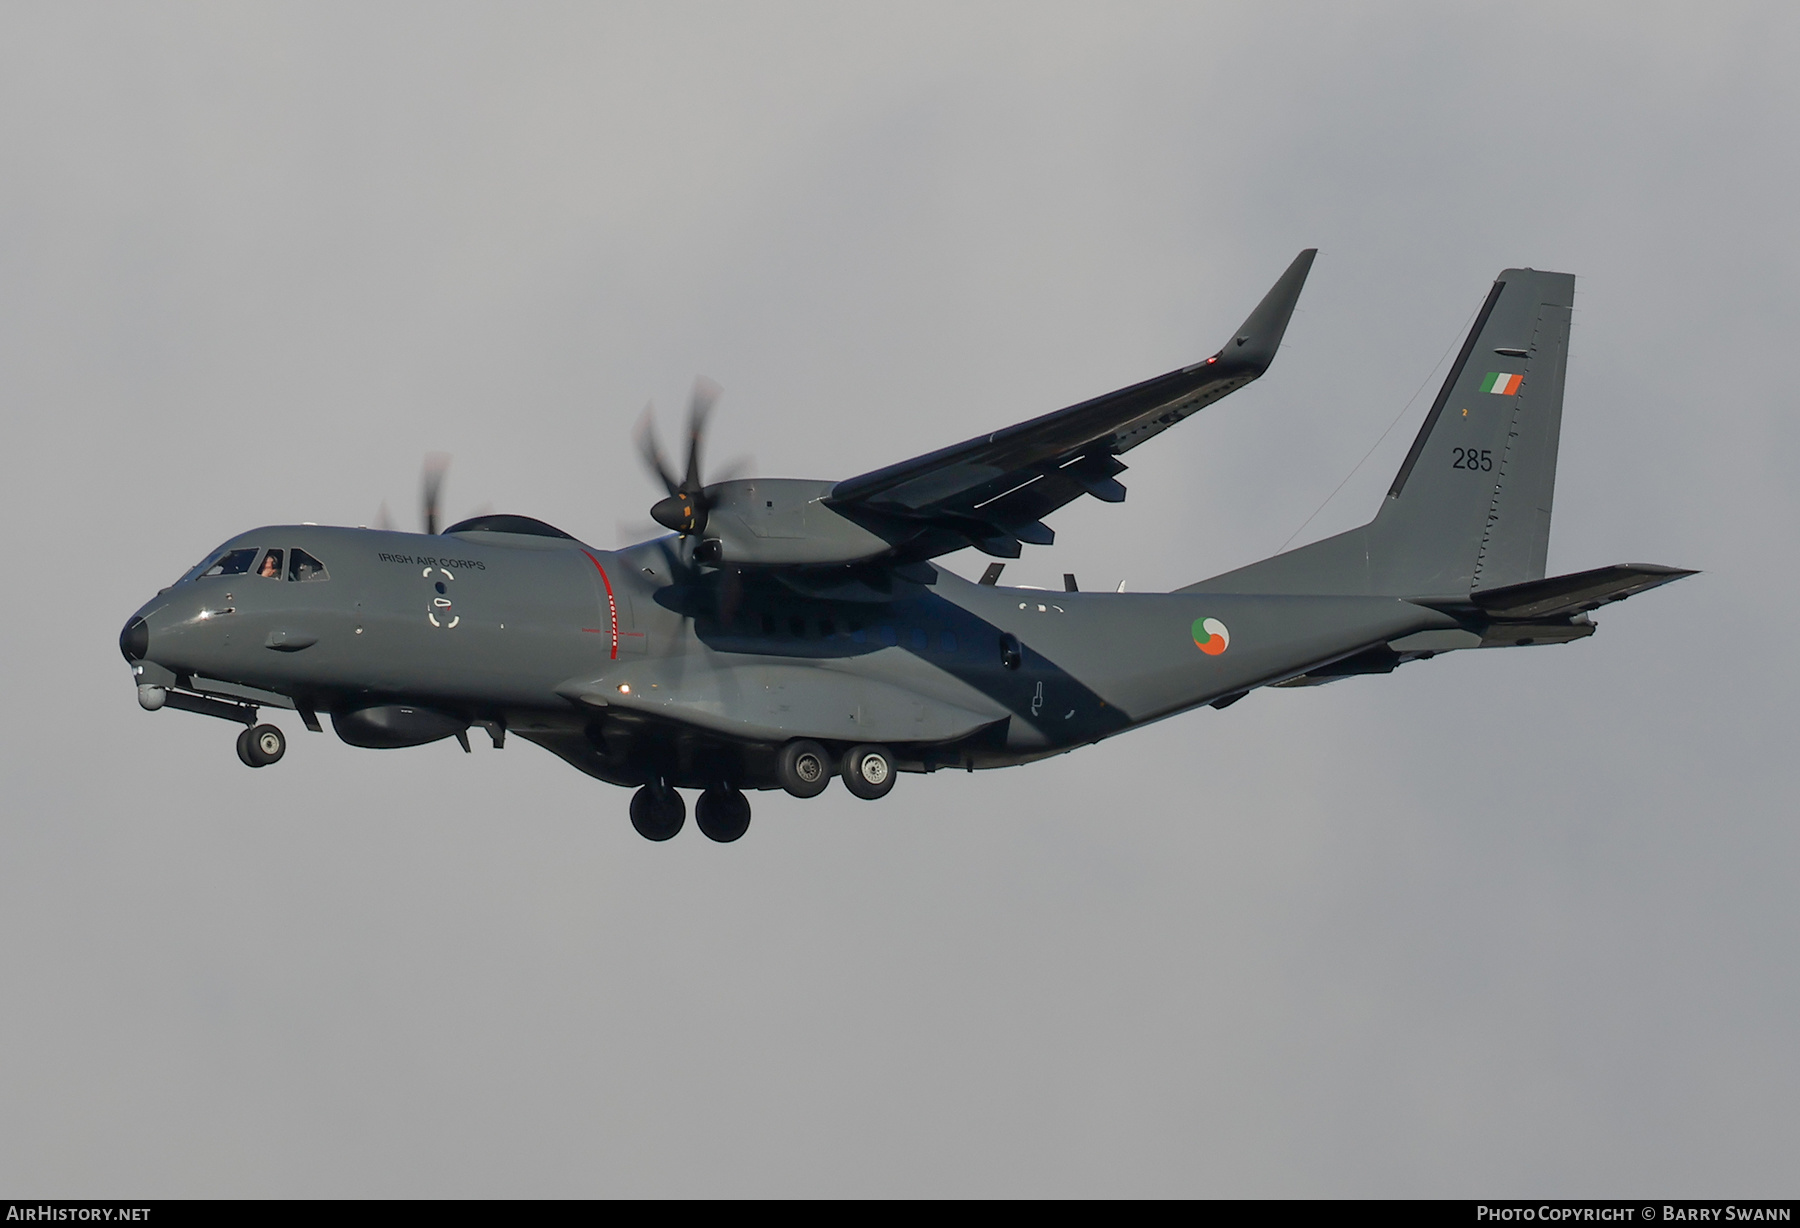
[618,684,631,695]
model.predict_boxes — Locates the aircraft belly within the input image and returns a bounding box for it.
[558,658,1005,746]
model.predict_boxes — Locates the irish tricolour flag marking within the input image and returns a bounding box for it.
[1480,371,1524,396]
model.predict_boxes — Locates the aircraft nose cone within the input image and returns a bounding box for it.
[119,616,149,662]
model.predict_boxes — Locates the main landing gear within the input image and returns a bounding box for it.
[626,740,899,843]
[695,786,751,843]
[775,739,897,801]
[629,782,752,843]
[235,723,286,768]
[840,744,895,800]
[629,784,686,841]
[776,740,833,798]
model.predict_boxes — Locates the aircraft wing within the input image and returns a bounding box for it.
[824,249,1316,558]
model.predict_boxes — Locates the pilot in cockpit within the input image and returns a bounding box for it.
[258,550,282,579]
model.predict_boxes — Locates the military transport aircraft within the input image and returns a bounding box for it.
[119,251,1692,842]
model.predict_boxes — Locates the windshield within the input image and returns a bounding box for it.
[198,548,258,579]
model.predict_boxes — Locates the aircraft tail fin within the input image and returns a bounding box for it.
[1185,267,1579,599]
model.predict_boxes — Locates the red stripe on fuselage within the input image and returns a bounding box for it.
[581,551,618,660]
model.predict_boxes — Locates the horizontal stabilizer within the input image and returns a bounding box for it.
[1419,563,1697,622]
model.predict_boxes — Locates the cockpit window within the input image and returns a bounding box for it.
[255,549,284,579]
[200,548,258,578]
[287,548,329,582]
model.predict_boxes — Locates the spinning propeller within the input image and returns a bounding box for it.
[420,451,451,535]
[373,452,487,535]
[637,378,721,538]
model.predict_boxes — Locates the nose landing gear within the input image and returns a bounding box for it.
[235,723,286,768]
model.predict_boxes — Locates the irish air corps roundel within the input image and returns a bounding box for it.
[1192,617,1229,656]
[1480,371,1524,395]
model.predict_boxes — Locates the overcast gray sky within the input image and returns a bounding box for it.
[1,2,1795,1197]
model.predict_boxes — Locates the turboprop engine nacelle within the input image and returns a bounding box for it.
[699,478,893,567]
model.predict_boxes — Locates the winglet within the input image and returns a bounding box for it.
[1217,248,1316,376]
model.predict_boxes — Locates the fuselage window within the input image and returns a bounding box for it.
[878,625,898,647]
[287,548,330,582]
[939,631,958,654]
[201,548,258,578]
[761,613,775,636]
[909,627,929,652]
[788,615,806,638]
[256,549,284,579]
[819,616,836,637]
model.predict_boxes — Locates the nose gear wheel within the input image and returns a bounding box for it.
[236,723,286,768]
